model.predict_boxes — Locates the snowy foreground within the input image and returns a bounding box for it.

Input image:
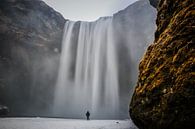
[0,118,138,129]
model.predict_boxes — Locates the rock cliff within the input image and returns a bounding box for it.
[0,0,66,115]
[130,0,195,129]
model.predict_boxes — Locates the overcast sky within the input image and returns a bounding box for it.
[43,0,139,21]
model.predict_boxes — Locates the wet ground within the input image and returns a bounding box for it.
[0,118,138,129]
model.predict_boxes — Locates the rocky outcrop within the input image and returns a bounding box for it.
[0,0,66,115]
[130,0,195,129]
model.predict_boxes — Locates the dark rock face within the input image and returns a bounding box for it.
[0,105,9,116]
[0,0,66,116]
[149,0,159,8]
[130,0,195,129]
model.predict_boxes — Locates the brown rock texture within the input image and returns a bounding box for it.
[130,0,195,129]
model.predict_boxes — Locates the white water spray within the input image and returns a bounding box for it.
[53,17,120,119]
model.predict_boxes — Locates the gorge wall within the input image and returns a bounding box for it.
[0,0,65,115]
[130,0,195,128]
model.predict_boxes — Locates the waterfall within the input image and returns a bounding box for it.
[53,17,120,119]
[52,1,157,119]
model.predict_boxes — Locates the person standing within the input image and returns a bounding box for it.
[86,111,90,120]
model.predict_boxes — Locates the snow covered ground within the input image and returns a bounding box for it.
[0,118,138,129]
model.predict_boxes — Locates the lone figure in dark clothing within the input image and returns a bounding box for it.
[86,111,90,120]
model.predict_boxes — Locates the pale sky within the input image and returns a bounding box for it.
[43,0,139,21]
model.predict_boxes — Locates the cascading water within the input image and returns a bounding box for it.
[52,0,157,119]
[53,17,120,119]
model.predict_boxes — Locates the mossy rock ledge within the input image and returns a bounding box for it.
[130,0,195,129]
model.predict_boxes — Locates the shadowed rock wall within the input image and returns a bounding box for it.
[130,0,195,129]
[0,0,66,116]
